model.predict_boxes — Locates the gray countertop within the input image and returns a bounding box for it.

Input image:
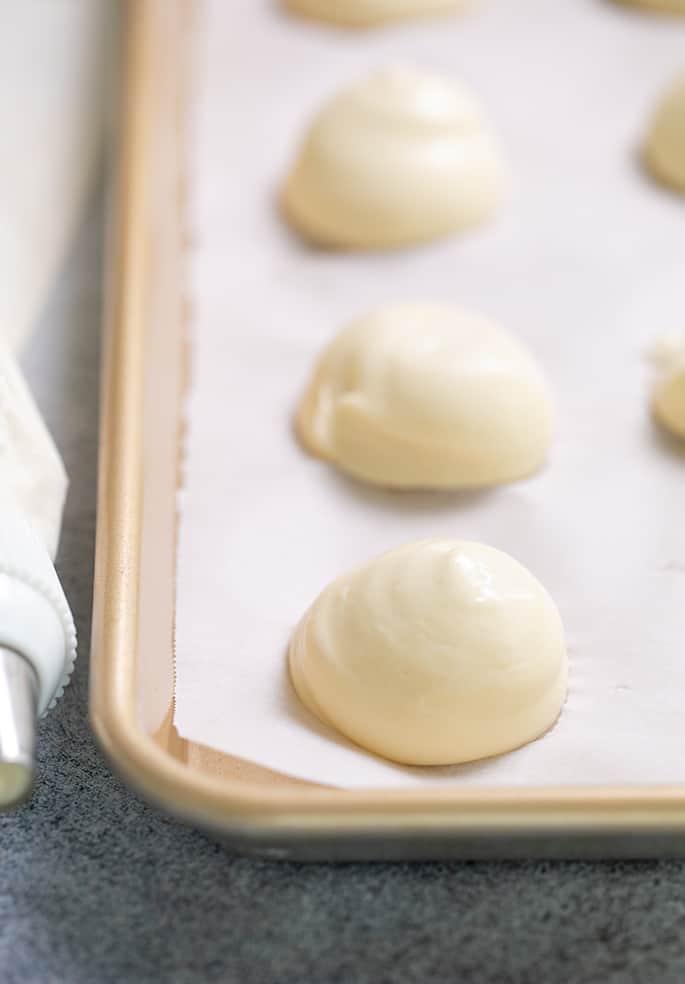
[2,189,685,984]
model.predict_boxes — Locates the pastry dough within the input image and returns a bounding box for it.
[289,539,568,766]
[643,75,685,193]
[651,335,685,438]
[281,66,505,249]
[297,303,553,489]
[614,0,685,12]
[0,342,67,558]
[283,0,469,27]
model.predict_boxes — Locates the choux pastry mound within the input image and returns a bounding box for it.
[651,336,685,439]
[614,0,685,13]
[643,75,685,193]
[289,539,568,766]
[281,66,506,249]
[282,0,470,28]
[297,303,553,489]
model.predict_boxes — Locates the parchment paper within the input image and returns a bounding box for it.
[175,0,685,788]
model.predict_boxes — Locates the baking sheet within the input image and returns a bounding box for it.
[175,0,685,789]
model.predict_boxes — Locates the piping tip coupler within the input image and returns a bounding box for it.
[0,647,38,805]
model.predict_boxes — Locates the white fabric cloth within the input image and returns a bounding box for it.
[0,0,110,354]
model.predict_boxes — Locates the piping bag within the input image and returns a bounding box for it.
[0,344,76,807]
[0,0,110,808]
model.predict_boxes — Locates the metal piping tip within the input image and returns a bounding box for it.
[0,646,38,809]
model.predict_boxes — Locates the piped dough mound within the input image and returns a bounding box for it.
[281,66,506,249]
[644,75,685,193]
[289,539,568,766]
[651,335,685,438]
[614,0,685,12]
[297,303,553,489]
[283,0,469,27]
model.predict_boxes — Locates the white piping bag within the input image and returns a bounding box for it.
[0,344,67,561]
[0,0,111,807]
[0,346,76,807]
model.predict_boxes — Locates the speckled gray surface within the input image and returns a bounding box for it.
[3,190,685,984]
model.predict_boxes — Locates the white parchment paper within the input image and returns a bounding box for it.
[175,0,685,788]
